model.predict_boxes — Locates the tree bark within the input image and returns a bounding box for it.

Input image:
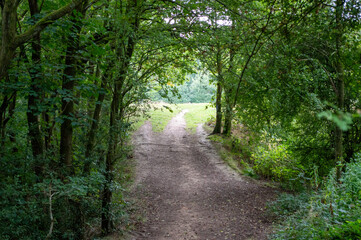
[0,94,9,148]
[0,0,84,80]
[101,0,140,233]
[212,45,223,134]
[8,91,17,152]
[223,21,235,136]
[84,69,109,174]
[101,83,119,234]
[334,0,345,179]
[0,0,18,80]
[223,100,232,135]
[58,3,88,239]
[59,2,87,175]
[27,0,44,178]
[213,81,223,134]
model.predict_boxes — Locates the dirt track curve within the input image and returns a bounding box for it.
[130,110,276,240]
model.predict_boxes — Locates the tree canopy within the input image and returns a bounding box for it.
[1,0,361,239]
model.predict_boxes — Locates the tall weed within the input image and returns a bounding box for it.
[270,154,361,240]
[252,145,303,186]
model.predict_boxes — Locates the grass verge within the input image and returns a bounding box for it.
[205,122,279,189]
[207,134,244,175]
[132,103,215,133]
[131,103,182,132]
[179,103,215,133]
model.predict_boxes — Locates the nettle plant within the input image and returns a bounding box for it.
[269,153,361,240]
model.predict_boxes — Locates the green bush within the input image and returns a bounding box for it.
[325,220,361,240]
[341,155,361,201]
[270,154,361,240]
[252,144,301,183]
[0,171,108,240]
[268,192,311,218]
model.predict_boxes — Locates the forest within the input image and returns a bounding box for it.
[1,0,361,239]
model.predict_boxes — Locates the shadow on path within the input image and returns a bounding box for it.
[130,110,276,240]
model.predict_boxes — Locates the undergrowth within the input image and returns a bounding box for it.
[207,133,246,176]
[205,120,361,240]
[206,119,312,190]
[269,154,361,240]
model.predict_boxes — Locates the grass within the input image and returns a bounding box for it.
[131,103,183,132]
[179,103,215,133]
[146,104,182,132]
[208,134,244,175]
[132,103,215,133]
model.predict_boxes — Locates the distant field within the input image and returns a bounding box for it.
[178,103,215,133]
[132,103,215,133]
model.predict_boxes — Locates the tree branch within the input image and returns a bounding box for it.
[14,0,83,47]
[232,1,274,107]
[45,184,56,240]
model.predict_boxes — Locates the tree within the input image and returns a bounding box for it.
[0,0,86,80]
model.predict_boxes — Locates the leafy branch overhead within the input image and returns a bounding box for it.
[0,0,88,79]
[1,0,361,239]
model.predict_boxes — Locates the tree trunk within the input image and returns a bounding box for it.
[58,3,88,239]
[213,46,223,134]
[101,1,140,233]
[27,0,45,178]
[0,94,9,148]
[223,23,235,136]
[101,79,120,234]
[43,111,53,151]
[213,81,223,134]
[84,69,109,174]
[335,0,345,179]
[59,3,86,175]
[0,0,84,80]
[1,89,17,154]
[0,1,18,80]
[223,103,232,135]
[8,91,17,152]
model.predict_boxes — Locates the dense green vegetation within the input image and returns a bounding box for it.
[1,0,361,239]
[269,155,361,239]
[149,73,216,104]
[0,0,192,238]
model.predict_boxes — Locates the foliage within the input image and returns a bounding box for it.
[1,0,361,238]
[325,220,361,240]
[150,72,215,104]
[252,144,302,184]
[0,0,194,238]
[269,154,361,240]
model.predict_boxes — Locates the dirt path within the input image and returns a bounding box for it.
[130,110,276,240]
